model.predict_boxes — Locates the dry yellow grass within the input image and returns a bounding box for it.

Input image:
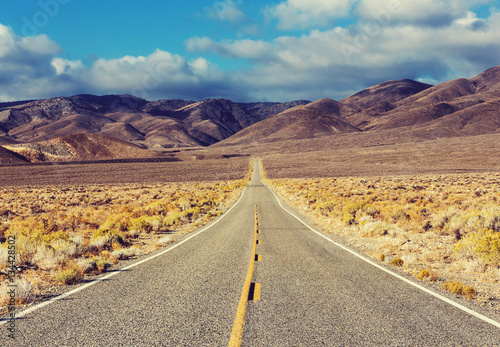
[267,172,500,310]
[0,179,247,308]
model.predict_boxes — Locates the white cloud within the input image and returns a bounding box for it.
[0,24,16,59]
[267,0,356,30]
[355,0,492,27]
[18,35,60,56]
[0,23,63,101]
[453,11,487,29]
[204,0,245,23]
[75,49,227,100]
[186,36,273,60]
[51,58,84,76]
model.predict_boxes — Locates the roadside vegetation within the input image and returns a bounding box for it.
[266,172,500,309]
[0,178,248,309]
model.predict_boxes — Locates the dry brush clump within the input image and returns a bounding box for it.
[0,180,246,308]
[269,172,500,306]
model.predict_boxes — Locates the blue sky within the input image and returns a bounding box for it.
[0,0,499,102]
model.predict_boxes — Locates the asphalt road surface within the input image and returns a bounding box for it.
[3,159,500,346]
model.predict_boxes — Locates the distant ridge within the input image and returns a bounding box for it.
[0,95,309,150]
[3,133,158,162]
[218,65,500,145]
[215,98,361,146]
[1,65,500,161]
[0,145,28,164]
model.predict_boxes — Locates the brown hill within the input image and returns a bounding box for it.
[0,95,308,150]
[3,134,158,162]
[342,79,432,110]
[411,97,500,137]
[0,146,28,164]
[216,65,500,147]
[216,98,361,146]
[319,66,498,139]
[471,66,500,95]
[357,69,500,135]
[339,79,432,127]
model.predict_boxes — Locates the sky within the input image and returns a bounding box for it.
[0,0,499,102]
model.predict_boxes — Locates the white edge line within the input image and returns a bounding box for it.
[1,186,249,325]
[265,183,500,329]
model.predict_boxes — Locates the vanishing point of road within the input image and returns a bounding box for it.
[3,159,500,346]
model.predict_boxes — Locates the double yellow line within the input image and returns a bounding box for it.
[228,204,261,347]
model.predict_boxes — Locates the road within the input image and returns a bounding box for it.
[3,159,500,346]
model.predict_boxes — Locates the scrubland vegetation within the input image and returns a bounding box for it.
[267,172,500,309]
[0,179,247,309]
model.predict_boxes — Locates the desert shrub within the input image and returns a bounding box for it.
[390,258,404,267]
[75,258,95,274]
[88,235,110,252]
[0,277,35,305]
[52,239,78,258]
[359,220,392,237]
[130,216,152,233]
[70,235,83,247]
[389,206,410,222]
[111,248,136,260]
[442,281,476,299]
[101,250,111,259]
[463,286,477,300]
[364,204,379,217]
[379,254,385,262]
[0,246,8,270]
[453,229,500,266]
[91,228,125,247]
[42,230,70,245]
[157,235,174,245]
[17,277,35,304]
[417,269,430,280]
[7,215,58,237]
[56,269,79,285]
[0,281,12,306]
[317,201,337,216]
[343,213,355,225]
[442,281,463,294]
[343,202,366,217]
[481,206,500,232]
[146,201,165,216]
[96,259,112,273]
[15,234,38,267]
[146,216,164,233]
[33,245,63,270]
[432,208,458,231]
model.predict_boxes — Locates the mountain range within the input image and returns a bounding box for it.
[1,65,499,163]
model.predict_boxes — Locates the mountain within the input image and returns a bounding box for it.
[341,79,433,110]
[216,98,361,146]
[353,66,500,135]
[0,145,28,164]
[216,66,500,147]
[2,133,158,162]
[0,95,309,150]
[340,79,433,128]
[1,65,500,163]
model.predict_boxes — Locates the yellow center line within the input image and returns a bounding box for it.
[253,283,261,301]
[228,205,260,347]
